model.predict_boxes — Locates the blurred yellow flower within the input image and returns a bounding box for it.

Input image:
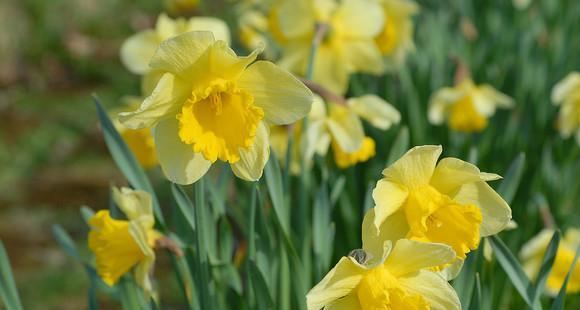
[299,93,398,170]
[306,239,460,310]
[273,0,385,94]
[520,228,580,295]
[120,31,313,184]
[551,72,580,144]
[375,0,419,68]
[111,97,157,169]
[120,13,230,75]
[88,187,161,292]
[428,78,514,132]
[363,145,511,270]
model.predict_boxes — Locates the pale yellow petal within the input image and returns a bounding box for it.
[154,118,211,185]
[304,120,328,161]
[398,270,461,310]
[438,259,464,281]
[276,0,315,39]
[120,30,161,75]
[333,0,384,38]
[381,145,442,189]
[519,229,554,261]
[383,239,456,277]
[237,61,313,125]
[361,208,408,264]
[325,293,361,310]
[371,180,409,229]
[312,46,349,95]
[347,95,400,130]
[149,31,215,78]
[430,157,483,194]
[119,73,190,129]
[306,257,365,310]
[479,85,514,108]
[309,95,327,121]
[453,181,511,236]
[326,105,364,153]
[187,17,231,44]
[480,172,502,181]
[551,72,580,104]
[112,187,154,228]
[428,88,464,125]
[341,40,384,75]
[231,121,270,181]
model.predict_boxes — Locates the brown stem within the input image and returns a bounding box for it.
[155,236,184,257]
[300,78,347,105]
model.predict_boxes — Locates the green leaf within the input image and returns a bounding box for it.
[249,261,274,310]
[312,183,335,280]
[386,126,410,166]
[488,235,539,309]
[453,246,483,308]
[550,247,579,310]
[532,230,560,307]
[93,96,165,227]
[469,273,482,310]
[0,241,23,310]
[52,224,81,261]
[497,153,526,205]
[80,206,95,224]
[171,184,196,233]
[265,152,289,235]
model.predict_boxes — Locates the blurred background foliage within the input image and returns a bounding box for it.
[0,0,578,309]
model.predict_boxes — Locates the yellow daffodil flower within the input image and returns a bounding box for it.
[305,94,400,164]
[119,31,313,184]
[306,239,460,310]
[551,72,580,144]
[362,145,512,273]
[273,0,386,94]
[111,97,157,169]
[520,228,580,295]
[120,13,230,75]
[374,0,419,68]
[428,78,514,132]
[88,187,161,292]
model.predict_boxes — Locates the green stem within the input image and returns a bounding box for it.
[193,179,211,310]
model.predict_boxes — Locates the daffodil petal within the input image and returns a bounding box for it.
[480,85,514,108]
[326,106,364,153]
[313,46,349,95]
[398,270,461,310]
[154,118,211,185]
[306,257,365,310]
[231,121,270,181]
[347,95,401,130]
[438,259,464,281]
[325,293,361,310]
[453,181,511,236]
[384,239,456,277]
[428,88,464,124]
[551,72,580,104]
[188,17,231,44]
[371,180,409,229]
[120,30,160,75]
[381,145,442,189]
[304,120,327,161]
[237,61,313,125]
[149,31,215,78]
[112,187,154,227]
[277,0,315,39]
[430,157,483,194]
[362,208,408,263]
[342,40,384,75]
[333,0,385,38]
[120,73,190,129]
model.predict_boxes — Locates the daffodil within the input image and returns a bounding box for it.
[428,78,514,132]
[120,13,230,75]
[306,239,461,310]
[551,72,580,144]
[374,0,419,68]
[362,145,512,273]
[520,228,580,295]
[88,187,161,292]
[273,0,385,94]
[119,31,313,184]
[111,97,157,168]
[305,94,400,168]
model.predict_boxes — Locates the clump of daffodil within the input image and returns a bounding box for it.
[362,145,512,275]
[272,0,385,94]
[120,13,230,76]
[428,78,514,133]
[120,31,313,184]
[306,239,461,310]
[88,187,162,292]
[551,72,580,144]
[111,97,157,169]
[520,228,580,295]
[374,0,419,68]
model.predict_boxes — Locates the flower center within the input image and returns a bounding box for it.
[357,265,430,310]
[448,95,488,132]
[177,82,264,163]
[404,186,483,260]
[88,211,145,286]
[332,136,376,169]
